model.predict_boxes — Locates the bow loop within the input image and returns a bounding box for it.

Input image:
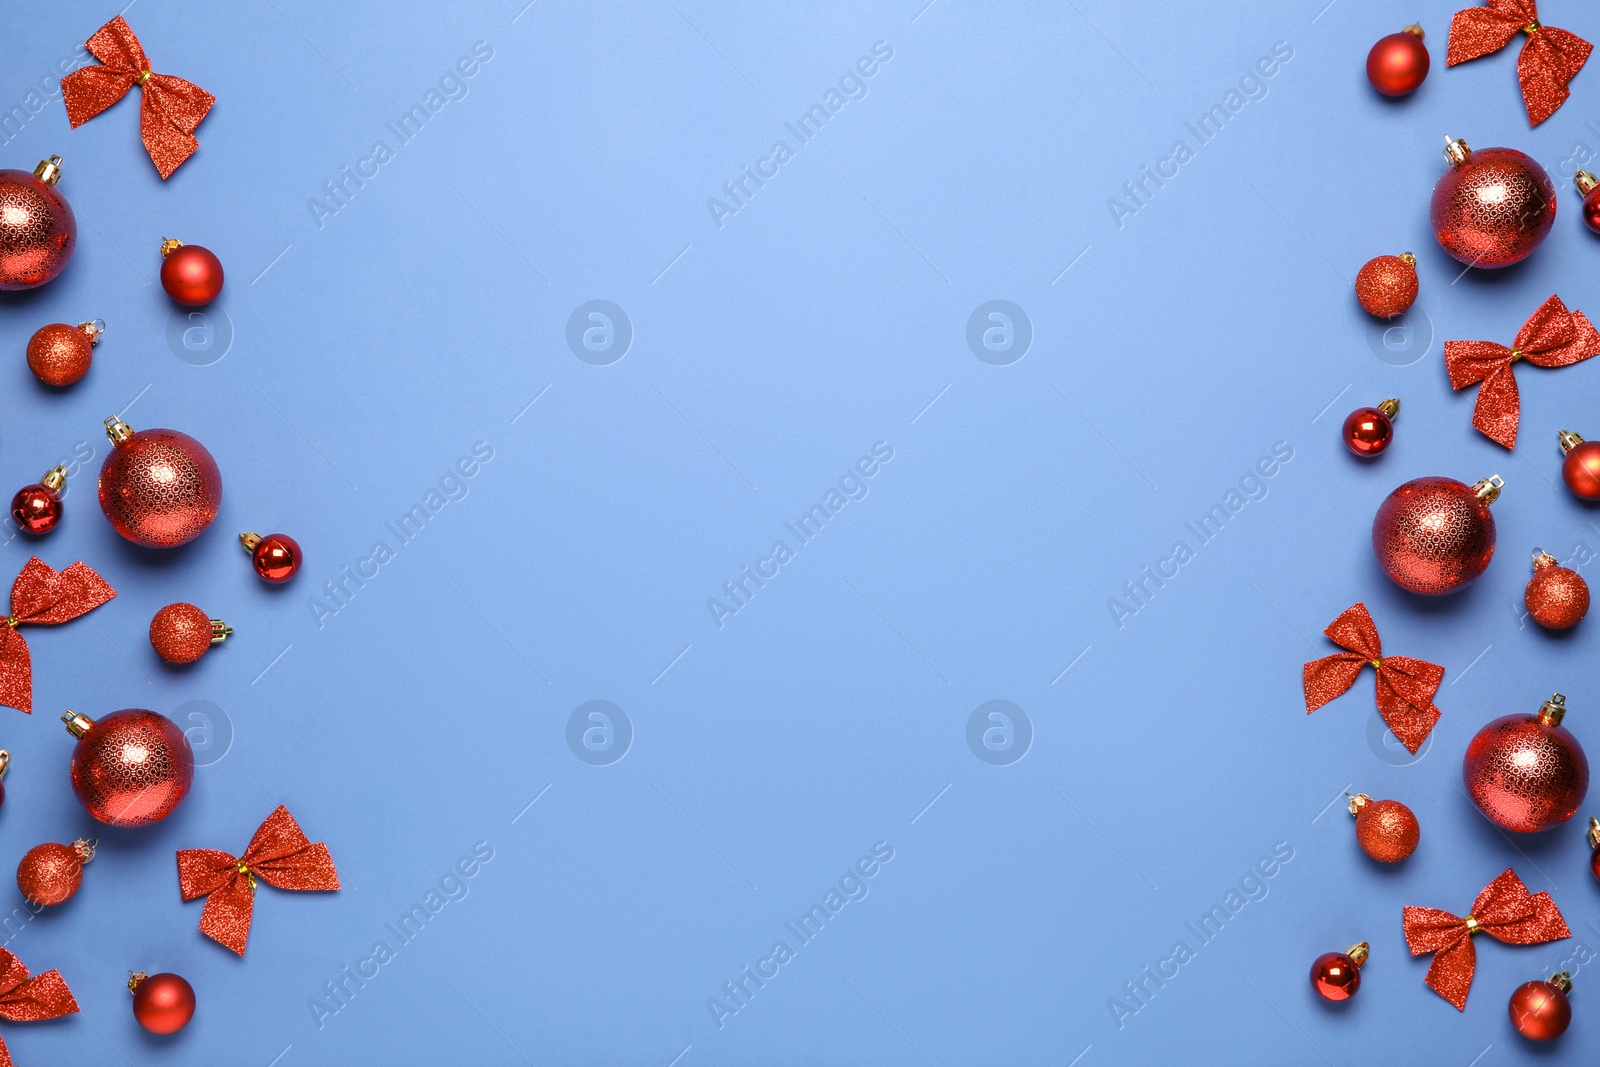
[0,559,115,715]
[1448,0,1592,124]
[1303,604,1443,753]
[0,945,79,1066]
[1403,869,1569,1008]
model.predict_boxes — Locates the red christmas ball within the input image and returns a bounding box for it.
[1354,254,1417,318]
[10,467,66,536]
[1342,399,1398,456]
[159,239,223,306]
[242,531,303,583]
[130,972,195,1034]
[1310,943,1367,1001]
[149,603,231,664]
[63,709,193,827]
[1349,793,1418,862]
[98,417,223,548]
[1559,430,1600,501]
[1510,974,1572,1041]
[0,157,75,291]
[1579,172,1600,235]
[16,839,93,906]
[1464,695,1588,833]
[1525,551,1589,630]
[1431,139,1555,268]
[1367,26,1430,96]
[26,320,102,387]
[1372,475,1499,595]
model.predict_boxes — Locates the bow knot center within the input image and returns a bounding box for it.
[3,615,17,629]
[136,69,153,86]
[1524,20,1542,35]
[1510,348,1525,362]
[1464,914,1481,934]
[1370,657,1382,669]
[237,861,257,893]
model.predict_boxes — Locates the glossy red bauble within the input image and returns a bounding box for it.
[1367,26,1430,97]
[1372,475,1500,595]
[16,839,93,906]
[159,239,223,306]
[10,466,67,536]
[1510,974,1572,1041]
[0,157,76,291]
[242,531,302,583]
[1310,943,1367,1001]
[1354,255,1417,318]
[1342,399,1398,457]
[1463,695,1588,833]
[130,971,195,1034]
[98,416,223,548]
[26,320,102,387]
[1559,430,1600,501]
[1578,172,1600,235]
[149,603,231,664]
[1348,793,1418,862]
[1525,551,1589,630]
[1432,139,1556,269]
[63,709,194,827]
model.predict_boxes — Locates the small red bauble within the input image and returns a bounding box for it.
[98,416,223,548]
[26,319,102,387]
[1342,398,1398,456]
[242,530,302,583]
[16,838,94,906]
[1578,172,1600,235]
[0,157,76,291]
[1463,694,1589,833]
[1525,550,1589,630]
[149,603,231,664]
[1510,973,1572,1041]
[1310,942,1367,1002]
[1354,255,1417,318]
[63,708,194,827]
[1347,793,1418,862]
[1559,430,1600,501]
[1372,475,1500,595]
[159,238,223,306]
[1432,138,1556,269]
[10,466,67,536]
[1366,25,1429,96]
[129,971,195,1034]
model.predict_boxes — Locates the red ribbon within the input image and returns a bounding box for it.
[60,16,215,180]
[1404,868,1570,1009]
[0,559,115,715]
[1444,295,1600,449]
[177,806,339,955]
[0,946,79,1067]
[1448,0,1593,125]
[1302,603,1443,754]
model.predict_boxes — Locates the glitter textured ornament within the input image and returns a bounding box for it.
[0,156,76,291]
[1525,550,1588,629]
[149,603,230,665]
[1464,694,1589,832]
[1310,942,1367,1001]
[16,839,93,906]
[1355,254,1418,318]
[0,946,79,1062]
[1404,868,1570,1009]
[1431,137,1556,267]
[159,239,223,306]
[1372,475,1501,595]
[26,320,102,387]
[128,971,194,1034]
[9,468,67,536]
[1342,399,1398,456]
[1558,429,1600,499]
[1348,793,1419,862]
[0,557,116,714]
[1577,171,1600,233]
[1510,972,1572,1040]
[98,416,222,548]
[1368,26,1430,96]
[240,531,302,583]
[1447,1,1591,126]
[63,708,193,827]
[1303,602,1444,753]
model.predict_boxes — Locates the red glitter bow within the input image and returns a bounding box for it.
[1444,295,1600,449]
[60,16,215,179]
[0,945,79,1067]
[0,558,115,715]
[1448,1,1592,124]
[1302,603,1443,754]
[1403,868,1570,1009]
[177,806,340,955]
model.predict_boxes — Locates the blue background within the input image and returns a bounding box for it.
[3,0,1600,1063]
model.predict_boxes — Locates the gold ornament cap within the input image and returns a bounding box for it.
[1560,429,1586,453]
[1532,548,1559,571]
[39,466,66,493]
[210,619,233,645]
[0,751,9,781]
[1403,24,1424,41]
[1347,942,1370,967]
[33,156,62,185]
[61,710,94,739]
[1377,398,1400,418]
[1537,693,1567,727]
[78,319,105,346]
[104,416,134,447]
[1578,171,1600,196]
[1346,792,1372,816]
[1444,136,1472,167]
[239,531,262,551]
[71,838,95,864]
[1589,816,1600,849]
[1550,971,1573,994]
[159,238,183,258]
[1472,475,1504,505]
[127,971,147,994]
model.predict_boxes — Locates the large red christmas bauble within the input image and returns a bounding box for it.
[1366,26,1430,97]
[159,239,224,306]
[1372,475,1499,595]
[98,416,223,548]
[0,157,75,291]
[1463,695,1588,833]
[1559,430,1600,500]
[1431,139,1555,268]
[63,709,193,827]
[16,839,93,906]
[130,972,195,1034]
[1310,943,1367,1001]
[1509,974,1572,1041]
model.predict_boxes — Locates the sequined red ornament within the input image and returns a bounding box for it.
[9,468,67,537]
[1303,603,1444,753]
[1577,171,1600,233]
[1348,793,1419,862]
[1447,1,1591,126]
[1525,550,1588,629]
[26,320,102,387]
[129,971,194,1034]
[1510,972,1572,1040]
[0,558,116,714]
[1368,26,1431,95]
[1464,694,1589,832]
[159,239,223,306]
[1445,295,1599,448]
[1355,255,1418,318]
[16,839,93,906]
[98,416,223,548]
[1431,138,1556,267]
[1559,429,1600,499]
[1404,868,1570,1009]
[241,531,302,583]
[0,946,80,1061]
[1342,399,1398,456]
[63,708,193,827]
[1310,942,1368,1001]
[149,603,230,664]
[0,157,75,291]
[1372,475,1500,595]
